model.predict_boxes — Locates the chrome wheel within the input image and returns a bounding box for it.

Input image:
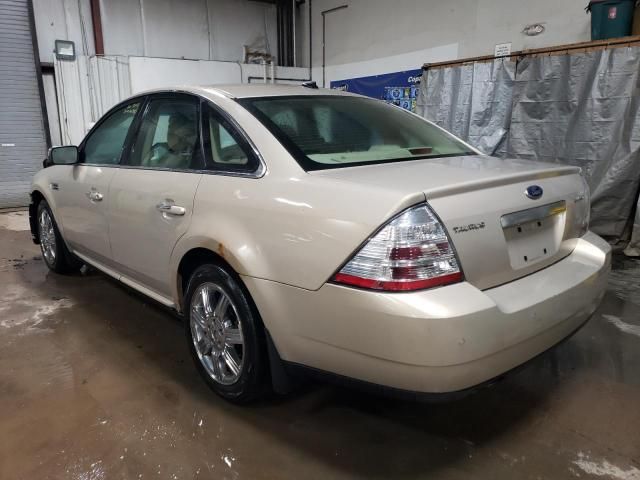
[39,209,57,265]
[190,283,244,385]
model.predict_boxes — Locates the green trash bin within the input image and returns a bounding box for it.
[586,0,636,40]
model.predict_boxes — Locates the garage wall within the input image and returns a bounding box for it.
[128,57,308,92]
[305,0,591,84]
[33,0,277,64]
[54,55,131,146]
[31,0,94,64]
[54,55,311,145]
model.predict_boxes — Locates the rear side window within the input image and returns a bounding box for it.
[83,102,140,165]
[128,97,201,170]
[202,104,260,174]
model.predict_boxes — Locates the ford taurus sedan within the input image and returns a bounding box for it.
[29,84,611,403]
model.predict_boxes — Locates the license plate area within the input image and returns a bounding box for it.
[501,201,566,270]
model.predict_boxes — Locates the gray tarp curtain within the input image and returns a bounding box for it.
[626,195,640,255]
[418,59,515,155]
[418,47,640,250]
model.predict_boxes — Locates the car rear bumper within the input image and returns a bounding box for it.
[243,231,611,393]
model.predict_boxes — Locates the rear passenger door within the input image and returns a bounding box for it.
[107,93,203,301]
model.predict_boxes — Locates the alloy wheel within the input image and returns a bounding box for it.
[190,282,245,385]
[39,209,57,265]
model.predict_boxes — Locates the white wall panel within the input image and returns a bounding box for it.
[55,56,130,145]
[140,0,210,60]
[129,57,311,93]
[311,0,591,77]
[55,56,309,145]
[35,0,593,76]
[38,0,278,63]
[128,57,242,93]
[99,0,144,57]
[207,0,277,61]
[32,0,94,63]
[42,72,62,145]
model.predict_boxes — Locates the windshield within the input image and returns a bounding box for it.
[238,95,475,171]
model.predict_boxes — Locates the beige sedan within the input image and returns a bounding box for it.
[30,84,610,402]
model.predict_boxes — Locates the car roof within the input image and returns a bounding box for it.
[136,83,358,99]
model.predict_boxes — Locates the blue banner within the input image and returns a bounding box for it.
[330,69,422,112]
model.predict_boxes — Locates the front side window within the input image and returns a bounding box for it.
[239,96,475,171]
[128,97,200,170]
[83,102,140,165]
[203,105,259,173]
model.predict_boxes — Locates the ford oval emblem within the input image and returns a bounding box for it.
[525,185,543,200]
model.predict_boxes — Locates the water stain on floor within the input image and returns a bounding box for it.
[1,215,639,479]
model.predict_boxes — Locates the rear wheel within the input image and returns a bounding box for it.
[184,264,269,403]
[37,200,82,274]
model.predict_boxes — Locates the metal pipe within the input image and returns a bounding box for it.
[292,0,296,67]
[138,0,147,56]
[89,0,104,55]
[204,0,212,60]
[308,0,312,80]
[276,0,294,66]
[270,61,275,83]
[321,4,348,88]
[263,60,268,83]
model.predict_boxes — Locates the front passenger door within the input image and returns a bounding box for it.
[55,100,142,264]
[108,94,203,300]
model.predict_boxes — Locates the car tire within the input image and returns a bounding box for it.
[36,199,82,274]
[184,263,269,403]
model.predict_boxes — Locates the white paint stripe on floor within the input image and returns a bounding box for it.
[602,314,640,338]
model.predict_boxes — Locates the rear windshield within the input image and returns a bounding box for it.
[238,95,475,171]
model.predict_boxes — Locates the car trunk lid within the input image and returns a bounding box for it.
[310,155,587,290]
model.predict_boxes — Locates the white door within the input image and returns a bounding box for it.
[107,94,203,298]
[55,100,143,263]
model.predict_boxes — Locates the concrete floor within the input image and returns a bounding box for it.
[1,211,639,480]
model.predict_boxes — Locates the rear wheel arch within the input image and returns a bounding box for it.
[176,248,256,316]
[178,248,285,401]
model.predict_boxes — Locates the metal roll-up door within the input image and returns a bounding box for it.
[0,0,47,208]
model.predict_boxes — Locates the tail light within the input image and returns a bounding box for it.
[572,172,591,237]
[333,203,463,291]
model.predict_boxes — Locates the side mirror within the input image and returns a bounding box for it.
[45,145,79,168]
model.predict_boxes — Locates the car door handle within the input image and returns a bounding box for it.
[156,201,186,216]
[87,191,103,202]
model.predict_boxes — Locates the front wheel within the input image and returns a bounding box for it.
[184,264,269,403]
[37,200,82,274]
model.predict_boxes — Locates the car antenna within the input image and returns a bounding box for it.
[301,81,319,89]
